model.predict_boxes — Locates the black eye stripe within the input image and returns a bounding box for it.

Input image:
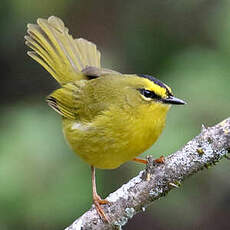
[138,89,162,100]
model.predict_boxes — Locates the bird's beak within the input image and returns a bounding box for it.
[163,96,186,105]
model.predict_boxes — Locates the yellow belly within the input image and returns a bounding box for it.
[63,104,169,169]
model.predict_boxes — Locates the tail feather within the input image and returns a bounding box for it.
[26,23,68,82]
[37,17,84,71]
[25,16,101,85]
[76,38,101,68]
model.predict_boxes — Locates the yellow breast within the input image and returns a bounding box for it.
[63,102,170,169]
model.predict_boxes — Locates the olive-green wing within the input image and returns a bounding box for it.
[46,80,101,121]
[25,16,101,85]
[46,82,84,120]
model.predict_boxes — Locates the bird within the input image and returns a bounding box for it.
[25,16,186,222]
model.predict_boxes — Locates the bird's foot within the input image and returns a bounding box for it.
[94,194,109,205]
[154,155,165,164]
[140,156,165,181]
[93,194,110,222]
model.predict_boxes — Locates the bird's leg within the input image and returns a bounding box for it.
[91,166,109,222]
[132,157,148,164]
[132,156,165,164]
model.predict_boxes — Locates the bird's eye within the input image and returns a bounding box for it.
[142,89,152,98]
[139,88,161,100]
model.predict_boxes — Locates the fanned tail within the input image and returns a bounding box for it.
[25,16,101,85]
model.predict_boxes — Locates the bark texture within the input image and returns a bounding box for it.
[65,118,230,230]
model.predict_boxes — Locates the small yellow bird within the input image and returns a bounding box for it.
[25,16,185,221]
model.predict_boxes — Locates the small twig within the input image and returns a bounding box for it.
[65,118,230,230]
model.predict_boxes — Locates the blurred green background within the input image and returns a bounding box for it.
[1,0,230,229]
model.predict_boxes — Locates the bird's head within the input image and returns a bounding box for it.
[135,74,185,105]
[119,74,186,116]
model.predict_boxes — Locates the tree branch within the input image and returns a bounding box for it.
[65,118,230,230]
